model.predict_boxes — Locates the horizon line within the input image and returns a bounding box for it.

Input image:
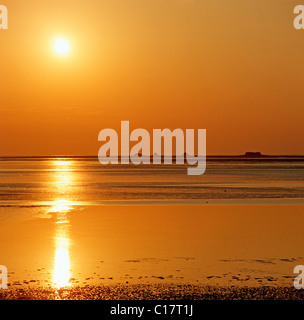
[1,154,304,158]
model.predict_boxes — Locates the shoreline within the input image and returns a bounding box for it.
[1,198,304,207]
[1,284,304,300]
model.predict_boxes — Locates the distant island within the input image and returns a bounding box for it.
[242,152,263,157]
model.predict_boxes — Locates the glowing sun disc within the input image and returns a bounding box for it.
[54,39,70,55]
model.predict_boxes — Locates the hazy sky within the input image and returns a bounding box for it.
[1,0,303,155]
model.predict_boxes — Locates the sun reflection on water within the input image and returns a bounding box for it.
[51,201,72,288]
[54,242,71,287]
[50,200,72,214]
[50,159,75,288]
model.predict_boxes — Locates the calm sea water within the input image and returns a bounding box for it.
[0,156,304,206]
[1,157,304,288]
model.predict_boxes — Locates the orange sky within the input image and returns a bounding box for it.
[0,0,303,155]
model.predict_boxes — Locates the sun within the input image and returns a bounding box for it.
[54,39,70,55]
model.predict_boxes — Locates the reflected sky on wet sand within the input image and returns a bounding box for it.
[0,158,304,289]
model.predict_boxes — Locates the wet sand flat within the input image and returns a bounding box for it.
[0,204,303,292]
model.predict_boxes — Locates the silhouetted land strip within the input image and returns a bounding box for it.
[1,284,304,300]
[1,155,304,163]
